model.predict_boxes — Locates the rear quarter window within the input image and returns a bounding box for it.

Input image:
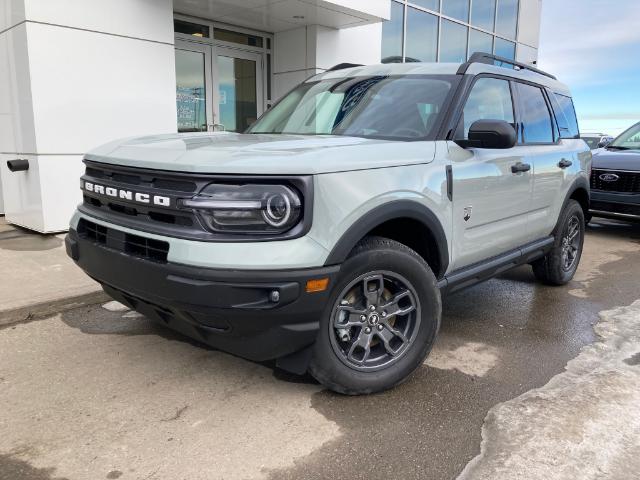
[549,93,580,139]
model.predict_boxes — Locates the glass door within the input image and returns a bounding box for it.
[175,42,213,133]
[175,40,264,133]
[213,47,264,132]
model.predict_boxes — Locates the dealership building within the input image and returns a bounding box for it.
[0,0,542,232]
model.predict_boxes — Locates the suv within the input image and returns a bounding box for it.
[590,121,640,221]
[66,53,591,395]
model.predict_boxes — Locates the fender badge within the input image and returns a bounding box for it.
[463,206,473,222]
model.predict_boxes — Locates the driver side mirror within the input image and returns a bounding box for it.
[597,139,611,148]
[455,120,517,150]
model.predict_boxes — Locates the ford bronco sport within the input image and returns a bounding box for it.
[66,53,591,395]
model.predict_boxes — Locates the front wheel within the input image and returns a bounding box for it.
[531,200,585,285]
[309,237,441,395]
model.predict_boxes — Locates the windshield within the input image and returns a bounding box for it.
[247,75,457,140]
[609,122,640,150]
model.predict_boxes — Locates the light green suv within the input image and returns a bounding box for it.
[66,54,591,395]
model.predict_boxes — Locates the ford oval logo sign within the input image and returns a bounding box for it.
[599,173,620,182]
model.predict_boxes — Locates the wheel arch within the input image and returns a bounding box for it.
[554,176,590,234]
[323,200,449,279]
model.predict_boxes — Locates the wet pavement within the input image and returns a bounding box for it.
[0,219,639,480]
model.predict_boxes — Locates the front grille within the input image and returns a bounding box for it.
[81,161,201,235]
[78,219,169,262]
[591,169,640,193]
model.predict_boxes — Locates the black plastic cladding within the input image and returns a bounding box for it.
[80,159,314,242]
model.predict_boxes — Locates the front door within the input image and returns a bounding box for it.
[449,76,533,271]
[175,40,264,133]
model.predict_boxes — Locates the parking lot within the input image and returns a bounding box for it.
[1,218,639,480]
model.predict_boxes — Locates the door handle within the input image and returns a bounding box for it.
[511,162,531,174]
[558,158,573,169]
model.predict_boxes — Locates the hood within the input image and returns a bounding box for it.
[592,148,640,171]
[85,132,436,175]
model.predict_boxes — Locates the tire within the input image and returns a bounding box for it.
[309,236,441,395]
[531,200,585,286]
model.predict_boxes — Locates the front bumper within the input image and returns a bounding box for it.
[65,227,340,362]
[590,190,640,220]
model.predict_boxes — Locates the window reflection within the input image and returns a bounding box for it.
[175,49,207,132]
[410,0,440,11]
[441,0,469,22]
[515,82,553,143]
[406,7,439,62]
[382,1,405,63]
[459,77,514,139]
[469,29,493,56]
[440,20,468,62]
[470,0,496,31]
[496,0,518,39]
[494,37,516,60]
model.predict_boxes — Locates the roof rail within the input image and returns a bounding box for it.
[327,63,363,72]
[457,52,557,80]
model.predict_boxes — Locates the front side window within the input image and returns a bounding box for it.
[515,83,554,143]
[248,75,457,140]
[457,77,514,139]
[549,93,580,139]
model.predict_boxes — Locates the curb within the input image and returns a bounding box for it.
[0,290,110,328]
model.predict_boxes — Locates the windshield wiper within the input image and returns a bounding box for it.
[606,145,630,150]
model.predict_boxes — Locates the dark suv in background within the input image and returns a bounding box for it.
[590,121,640,221]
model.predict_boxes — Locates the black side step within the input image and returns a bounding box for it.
[438,237,554,294]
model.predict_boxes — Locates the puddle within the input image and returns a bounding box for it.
[0,229,62,252]
[0,452,68,480]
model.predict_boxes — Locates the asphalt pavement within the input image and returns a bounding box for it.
[1,218,639,480]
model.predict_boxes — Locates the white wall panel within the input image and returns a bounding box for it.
[516,44,538,65]
[39,155,84,231]
[314,23,382,70]
[0,23,37,154]
[0,154,44,231]
[274,27,308,73]
[321,0,390,20]
[0,0,25,33]
[517,0,541,47]
[26,21,178,154]
[23,0,174,44]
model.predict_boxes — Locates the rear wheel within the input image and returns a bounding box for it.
[532,200,585,285]
[309,237,441,395]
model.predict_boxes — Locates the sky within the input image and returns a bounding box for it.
[537,0,640,136]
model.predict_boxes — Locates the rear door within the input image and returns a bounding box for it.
[514,83,576,239]
[448,76,533,270]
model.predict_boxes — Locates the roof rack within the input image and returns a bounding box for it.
[327,63,363,72]
[457,52,557,80]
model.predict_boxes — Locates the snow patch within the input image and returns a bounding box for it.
[426,341,499,377]
[457,300,640,480]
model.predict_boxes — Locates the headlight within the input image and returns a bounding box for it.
[179,183,303,234]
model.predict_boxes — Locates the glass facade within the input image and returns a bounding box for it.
[382,0,524,64]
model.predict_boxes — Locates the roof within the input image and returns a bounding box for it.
[310,59,572,96]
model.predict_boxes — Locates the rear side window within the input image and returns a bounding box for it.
[549,93,580,139]
[515,83,554,144]
[457,77,515,139]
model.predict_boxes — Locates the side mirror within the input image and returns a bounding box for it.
[455,120,517,149]
[597,139,611,148]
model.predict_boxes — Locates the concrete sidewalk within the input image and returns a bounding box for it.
[0,216,107,325]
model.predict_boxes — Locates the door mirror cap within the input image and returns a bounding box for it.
[455,120,517,150]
